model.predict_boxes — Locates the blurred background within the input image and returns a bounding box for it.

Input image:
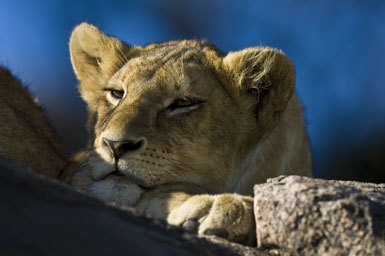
[1,0,384,182]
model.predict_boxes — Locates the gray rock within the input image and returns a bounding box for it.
[0,156,266,256]
[254,175,385,255]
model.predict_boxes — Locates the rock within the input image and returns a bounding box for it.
[254,175,385,255]
[0,156,266,256]
[3,152,384,256]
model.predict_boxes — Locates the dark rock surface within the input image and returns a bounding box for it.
[2,154,384,256]
[0,156,266,256]
[254,175,385,255]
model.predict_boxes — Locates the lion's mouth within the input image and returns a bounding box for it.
[111,170,124,176]
[110,169,150,190]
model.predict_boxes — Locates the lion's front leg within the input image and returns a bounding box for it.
[168,193,256,245]
[136,185,255,245]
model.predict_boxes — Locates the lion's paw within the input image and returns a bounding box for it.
[167,194,255,245]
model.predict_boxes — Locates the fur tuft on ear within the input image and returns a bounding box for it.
[223,47,295,136]
[69,23,140,109]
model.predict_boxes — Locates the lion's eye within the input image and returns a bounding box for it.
[105,89,125,105]
[109,90,124,99]
[170,98,194,109]
[167,97,202,114]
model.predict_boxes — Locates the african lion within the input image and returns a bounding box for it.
[67,23,312,244]
[0,66,68,178]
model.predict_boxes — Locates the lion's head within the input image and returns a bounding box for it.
[69,23,301,197]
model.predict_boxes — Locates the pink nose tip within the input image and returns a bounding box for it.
[102,138,144,159]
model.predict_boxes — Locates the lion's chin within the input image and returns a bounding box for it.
[90,175,146,206]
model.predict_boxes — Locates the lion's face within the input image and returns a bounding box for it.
[70,23,295,194]
[89,52,243,191]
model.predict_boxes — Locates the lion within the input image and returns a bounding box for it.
[67,23,312,245]
[0,66,68,179]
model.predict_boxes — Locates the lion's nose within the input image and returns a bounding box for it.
[102,138,144,159]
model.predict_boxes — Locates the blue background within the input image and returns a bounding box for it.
[1,0,384,182]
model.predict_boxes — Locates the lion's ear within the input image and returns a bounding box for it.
[223,47,295,134]
[69,23,136,104]
[69,23,133,82]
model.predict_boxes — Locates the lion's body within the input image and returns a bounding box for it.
[227,93,311,195]
[0,23,312,245]
[0,67,68,178]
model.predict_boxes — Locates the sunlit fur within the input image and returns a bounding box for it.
[69,23,312,244]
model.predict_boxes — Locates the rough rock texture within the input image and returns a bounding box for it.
[254,175,385,255]
[0,156,266,256]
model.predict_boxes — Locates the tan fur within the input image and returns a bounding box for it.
[67,23,312,244]
[0,67,68,179]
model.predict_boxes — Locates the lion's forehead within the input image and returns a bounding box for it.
[142,44,203,62]
[112,45,217,95]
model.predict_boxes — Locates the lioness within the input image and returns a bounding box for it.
[0,67,68,178]
[68,23,311,244]
[0,22,312,245]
